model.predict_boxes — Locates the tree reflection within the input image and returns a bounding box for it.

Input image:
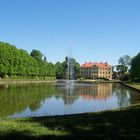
[0,83,139,118]
[0,83,55,117]
[112,84,130,107]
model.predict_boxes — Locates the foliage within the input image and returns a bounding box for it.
[116,65,128,73]
[55,57,80,79]
[116,55,131,73]
[96,77,109,81]
[118,55,131,68]
[30,49,43,61]
[112,71,117,79]
[55,62,65,79]
[116,55,131,81]
[119,72,130,81]
[71,58,81,79]
[0,42,55,79]
[130,52,140,81]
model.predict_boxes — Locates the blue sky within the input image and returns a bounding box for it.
[0,0,140,65]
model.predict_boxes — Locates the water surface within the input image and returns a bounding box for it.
[0,82,140,118]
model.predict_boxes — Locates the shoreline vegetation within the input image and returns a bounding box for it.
[0,82,140,139]
[0,42,81,81]
[0,42,55,80]
[0,78,56,85]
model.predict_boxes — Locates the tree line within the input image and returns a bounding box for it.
[0,42,81,80]
[113,52,140,82]
[0,41,140,81]
[0,42,55,79]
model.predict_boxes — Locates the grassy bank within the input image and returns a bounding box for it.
[122,82,140,91]
[0,104,140,140]
[0,78,56,85]
[78,79,121,83]
[0,79,120,85]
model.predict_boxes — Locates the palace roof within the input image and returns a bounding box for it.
[81,62,111,68]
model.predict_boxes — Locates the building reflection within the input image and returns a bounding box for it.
[56,83,113,105]
[0,82,139,118]
[59,83,132,108]
[79,83,112,101]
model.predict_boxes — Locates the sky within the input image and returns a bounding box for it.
[0,0,140,65]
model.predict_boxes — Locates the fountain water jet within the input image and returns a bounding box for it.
[66,44,75,85]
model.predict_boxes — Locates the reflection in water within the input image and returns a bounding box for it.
[79,83,112,101]
[0,84,55,117]
[0,82,139,118]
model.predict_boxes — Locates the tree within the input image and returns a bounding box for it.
[130,52,140,81]
[118,55,131,72]
[116,65,128,73]
[116,55,131,81]
[55,62,65,79]
[55,57,80,79]
[0,42,55,79]
[112,71,118,79]
[30,49,43,61]
[71,58,80,79]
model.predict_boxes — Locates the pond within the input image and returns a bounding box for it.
[0,82,140,118]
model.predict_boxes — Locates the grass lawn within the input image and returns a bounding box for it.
[78,79,121,83]
[0,104,140,140]
[0,79,56,85]
[126,83,140,90]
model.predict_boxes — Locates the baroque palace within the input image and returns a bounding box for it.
[80,62,112,80]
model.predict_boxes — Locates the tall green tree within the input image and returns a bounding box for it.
[70,58,80,79]
[130,52,140,81]
[116,55,131,81]
[117,55,131,72]
[116,65,128,73]
[55,57,80,79]
[55,62,65,79]
[0,42,55,79]
[30,49,43,61]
